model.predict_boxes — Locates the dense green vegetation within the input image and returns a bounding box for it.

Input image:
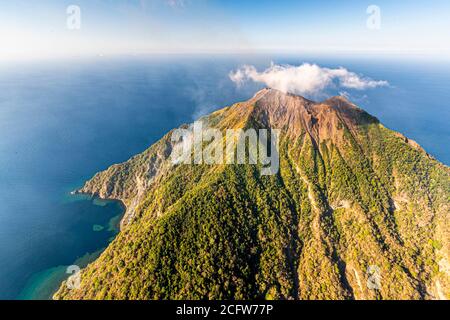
[55,89,449,300]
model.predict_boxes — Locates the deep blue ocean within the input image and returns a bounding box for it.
[0,55,449,299]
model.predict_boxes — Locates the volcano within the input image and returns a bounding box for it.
[55,89,449,300]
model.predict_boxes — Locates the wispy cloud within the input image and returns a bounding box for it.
[230,63,388,96]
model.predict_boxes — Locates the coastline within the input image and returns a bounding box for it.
[72,190,128,230]
[18,192,126,300]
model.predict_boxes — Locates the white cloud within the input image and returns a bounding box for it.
[229,63,388,96]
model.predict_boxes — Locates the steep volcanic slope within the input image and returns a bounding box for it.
[55,89,449,300]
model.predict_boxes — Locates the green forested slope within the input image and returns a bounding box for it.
[55,89,449,300]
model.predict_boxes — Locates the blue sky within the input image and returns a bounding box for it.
[1,0,450,59]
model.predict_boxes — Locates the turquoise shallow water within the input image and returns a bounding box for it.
[0,55,449,299]
[16,197,124,300]
[17,247,107,300]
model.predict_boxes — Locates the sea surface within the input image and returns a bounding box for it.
[0,55,449,299]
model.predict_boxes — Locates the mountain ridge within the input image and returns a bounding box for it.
[73,89,382,228]
[59,88,449,300]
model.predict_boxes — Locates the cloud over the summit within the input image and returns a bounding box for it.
[229,63,388,96]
